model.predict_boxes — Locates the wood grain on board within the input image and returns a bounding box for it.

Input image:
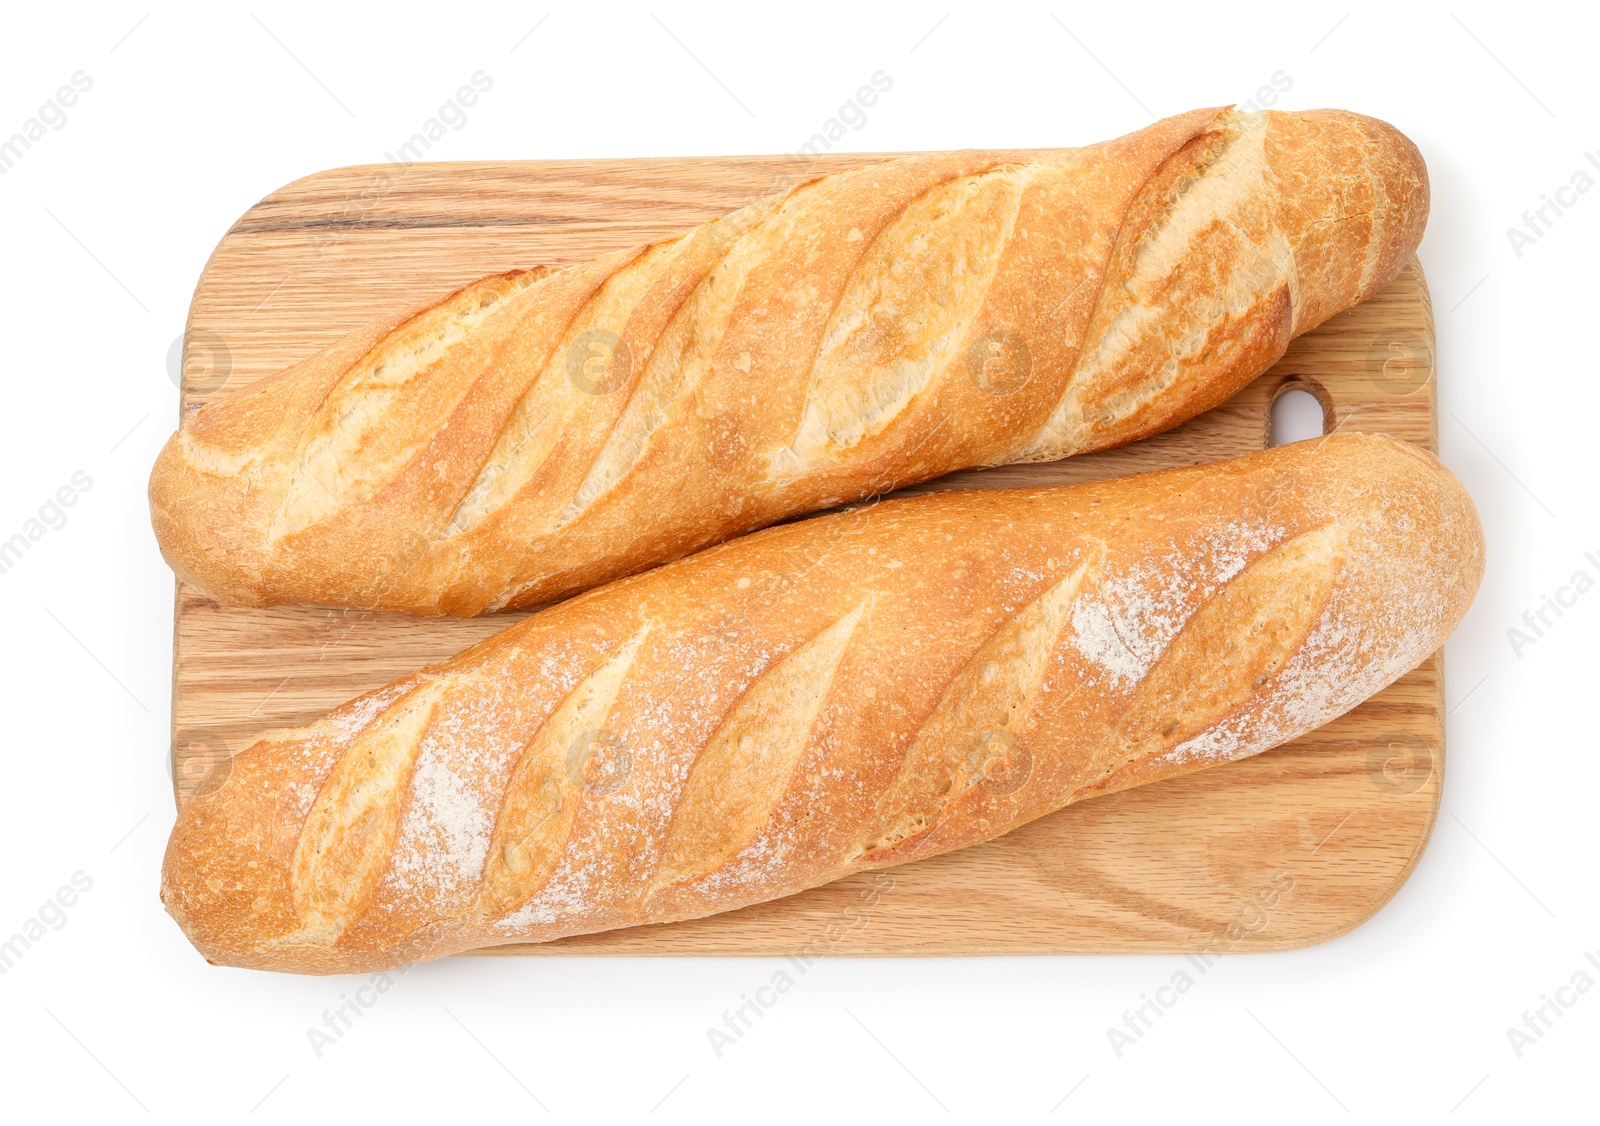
[171,153,1441,955]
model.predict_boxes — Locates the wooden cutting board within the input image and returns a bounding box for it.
[171,153,1441,955]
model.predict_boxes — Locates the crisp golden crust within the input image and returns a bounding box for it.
[149,108,1429,616]
[161,434,1482,973]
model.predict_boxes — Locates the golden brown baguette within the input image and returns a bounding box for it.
[150,107,1428,616]
[161,434,1481,973]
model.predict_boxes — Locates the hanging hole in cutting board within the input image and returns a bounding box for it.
[1270,384,1329,446]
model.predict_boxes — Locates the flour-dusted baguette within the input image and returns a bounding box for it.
[150,107,1428,617]
[161,434,1481,973]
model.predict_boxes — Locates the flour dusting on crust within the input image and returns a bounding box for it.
[1072,516,1285,687]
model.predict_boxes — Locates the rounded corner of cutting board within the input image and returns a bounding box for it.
[1256,789,1444,956]
[171,156,1446,957]
[184,163,376,316]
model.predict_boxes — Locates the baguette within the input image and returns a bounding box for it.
[150,107,1429,616]
[161,434,1482,974]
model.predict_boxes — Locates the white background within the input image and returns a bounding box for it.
[0,2,1594,1122]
